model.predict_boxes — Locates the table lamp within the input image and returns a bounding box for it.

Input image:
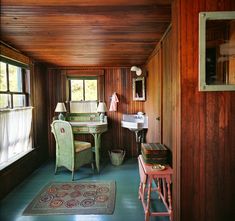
[97,102,107,122]
[55,102,67,120]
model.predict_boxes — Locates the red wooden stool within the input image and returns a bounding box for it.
[138,155,173,221]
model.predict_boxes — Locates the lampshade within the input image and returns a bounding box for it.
[55,102,67,113]
[97,102,107,113]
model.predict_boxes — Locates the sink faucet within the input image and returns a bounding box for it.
[135,115,143,120]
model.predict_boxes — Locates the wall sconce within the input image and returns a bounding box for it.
[131,66,142,76]
[97,102,107,122]
[55,102,67,120]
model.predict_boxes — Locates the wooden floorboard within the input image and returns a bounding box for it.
[0,158,169,221]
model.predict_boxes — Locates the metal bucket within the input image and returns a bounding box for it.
[109,149,126,166]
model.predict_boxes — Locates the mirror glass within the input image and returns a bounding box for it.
[199,11,235,91]
[133,77,145,101]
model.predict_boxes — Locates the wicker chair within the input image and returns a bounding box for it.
[51,120,93,180]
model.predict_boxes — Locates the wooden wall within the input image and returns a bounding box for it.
[0,59,49,199]
[32,63,49,157]
[145,45,162,144]
[145,27,173,154]
[172,0,235,220]
[47,67,144,159]
[104,68,144,157]
[162,30,173,151]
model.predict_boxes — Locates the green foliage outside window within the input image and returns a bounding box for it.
[8,64,23,92]
[0,62,7,91]
[70,79,97,101]
[0,61,28,109]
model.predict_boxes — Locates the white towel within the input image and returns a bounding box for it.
[109,93,119,111]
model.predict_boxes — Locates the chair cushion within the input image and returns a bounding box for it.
[74,141,92,153]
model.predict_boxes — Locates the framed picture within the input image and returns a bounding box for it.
[133,77,145,101]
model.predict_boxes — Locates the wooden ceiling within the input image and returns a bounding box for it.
[1,0,171,67]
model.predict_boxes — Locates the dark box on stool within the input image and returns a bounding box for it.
[141,143,169,164]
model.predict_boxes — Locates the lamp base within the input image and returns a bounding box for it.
[99,113,105,122]
[58,113,65,120]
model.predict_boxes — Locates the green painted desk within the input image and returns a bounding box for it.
[67,113,108,173]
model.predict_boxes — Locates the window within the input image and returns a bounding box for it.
[0,60,32,169]
[0,61,30,109]
[69,78,98,101]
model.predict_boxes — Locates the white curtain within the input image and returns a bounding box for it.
[70,101,97,113]
[0,107,33,165]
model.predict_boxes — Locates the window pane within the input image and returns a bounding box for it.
[0,94,10,108]
[71,80,83,101]
[13,94,26,107]
[9,64,22,92]
[0,62,7,91]
[85,80,97,101]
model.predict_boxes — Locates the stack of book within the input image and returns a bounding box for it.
[141,143,169,164]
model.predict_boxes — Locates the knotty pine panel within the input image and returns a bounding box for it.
[173,0,235,221]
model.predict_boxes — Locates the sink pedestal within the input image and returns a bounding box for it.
[121,114,148,155]
[134,130,146,155]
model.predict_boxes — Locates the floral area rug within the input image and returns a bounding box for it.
[23,180,115,215]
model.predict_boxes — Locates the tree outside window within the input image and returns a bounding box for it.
[70,78,98,101]
[0,61,29,109]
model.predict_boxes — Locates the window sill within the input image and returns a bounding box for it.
[0,106,33,112]
[0,148,34,171]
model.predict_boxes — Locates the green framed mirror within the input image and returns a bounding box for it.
[199,11,235,91]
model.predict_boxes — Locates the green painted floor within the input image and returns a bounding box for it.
[0,158,169,221]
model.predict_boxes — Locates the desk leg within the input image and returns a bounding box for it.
[167,179,173,221]
[157,178,161,199]
[145,176,152,221]
[93,133,101,173]
[163,178,167,202]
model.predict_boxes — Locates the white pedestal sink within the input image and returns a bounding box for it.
[121,114,148,154]
[121,114,148,131]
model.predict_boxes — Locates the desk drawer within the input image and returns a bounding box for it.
[72,126,89,134]
[88,125,108,133]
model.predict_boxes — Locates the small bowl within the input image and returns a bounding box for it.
[152,164,166,171]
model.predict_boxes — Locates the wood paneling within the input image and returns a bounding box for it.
[47,67,144,158]
[145,27,173,153]
[104,68,144,157]
[172,0,235,220]
[145,45,162,143]
[171,1,181,220]
[1,0,172,6]
[1,1,171,66]
[162,30,172,151]
[0,42,30,65]
[33,63,49,154]
[0,148,44,200]
[47,68,65,157]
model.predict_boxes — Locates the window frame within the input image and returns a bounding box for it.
[68,76,98,102]
[66,69,105,103]
[0,60,30,109]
